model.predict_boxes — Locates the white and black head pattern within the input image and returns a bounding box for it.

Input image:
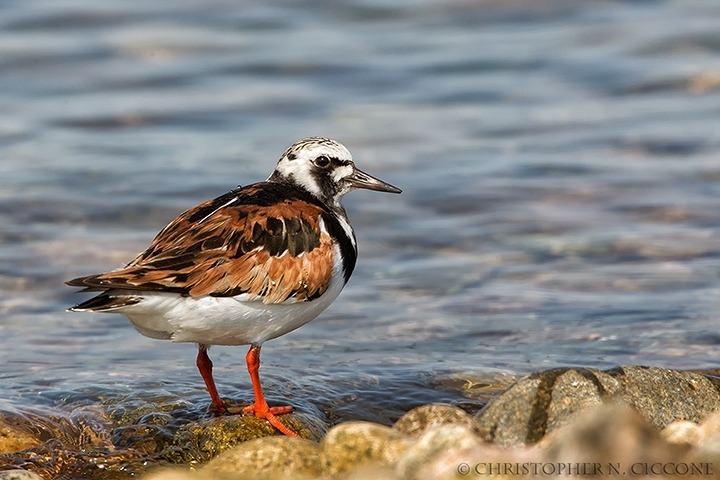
[268,137,401,207]
[268,137,355,206]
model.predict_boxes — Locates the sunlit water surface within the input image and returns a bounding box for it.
[2,0,720,472]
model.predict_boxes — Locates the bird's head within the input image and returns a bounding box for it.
[268,137,401,206]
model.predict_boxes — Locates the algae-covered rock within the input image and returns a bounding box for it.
[321,421,414,477]
[203,436,322,479]
[169,412,327,464]
[476,366,720,446]
[392,404,481,438]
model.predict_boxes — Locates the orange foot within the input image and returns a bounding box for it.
[243,402,298,437]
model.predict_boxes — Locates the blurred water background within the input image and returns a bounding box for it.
[2,0,720,449]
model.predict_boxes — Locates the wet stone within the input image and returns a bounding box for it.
[0,406,113,453]
[167,412,327,464]
[0,438,151,480]
[0,421,42,454]
[392,404,482,438]
[321,421,415,478]
[111,423,175,457]
[203,436,322,479]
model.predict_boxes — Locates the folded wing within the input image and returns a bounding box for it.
[67,185,335,305]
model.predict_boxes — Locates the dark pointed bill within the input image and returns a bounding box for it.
[347,168,402,194]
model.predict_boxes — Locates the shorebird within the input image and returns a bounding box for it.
[67,137,401,436]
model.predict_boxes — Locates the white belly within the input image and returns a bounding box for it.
[117,270,345,346]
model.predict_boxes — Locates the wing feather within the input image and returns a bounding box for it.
[67,184,336,304]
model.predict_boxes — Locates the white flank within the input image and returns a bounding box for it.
[115,244,346,346]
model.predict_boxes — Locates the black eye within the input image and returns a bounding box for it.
[314,155,331,168]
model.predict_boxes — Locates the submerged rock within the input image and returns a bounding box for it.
[476,366,720,446]
[0,421,42,454]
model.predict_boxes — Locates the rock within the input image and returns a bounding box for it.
[321,421,414,477]
[0,421,42,454]
[412,443,541,480]
[541,403,689,467]
[615,367,720,429]
[393,404,481,438]
[112,423,175,457]
[139,469,198,480]
[0,438,151,479]
[544,368,621,434]
[396,424,484,480]
[693,436,720,460]
[340,465,402,480]
[698,408,720,442]
[203,436,322,479]
[694,409,720,458]
[476,367,619,446]
[477,366,720,446]
[434,371,516,403]
[169,412,327,463]
[0,471,44,480]
[661,421,701,445]
[473,370,543,446]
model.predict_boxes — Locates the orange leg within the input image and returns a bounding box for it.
[242,344,298,437]
[196,345,228,414]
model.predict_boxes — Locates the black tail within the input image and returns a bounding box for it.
[69,293,141,312]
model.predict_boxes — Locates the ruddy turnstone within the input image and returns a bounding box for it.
[67,137,401,437]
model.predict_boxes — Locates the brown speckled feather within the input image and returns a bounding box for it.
[67,183,338,304]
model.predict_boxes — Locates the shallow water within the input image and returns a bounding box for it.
[2,0,720,474]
